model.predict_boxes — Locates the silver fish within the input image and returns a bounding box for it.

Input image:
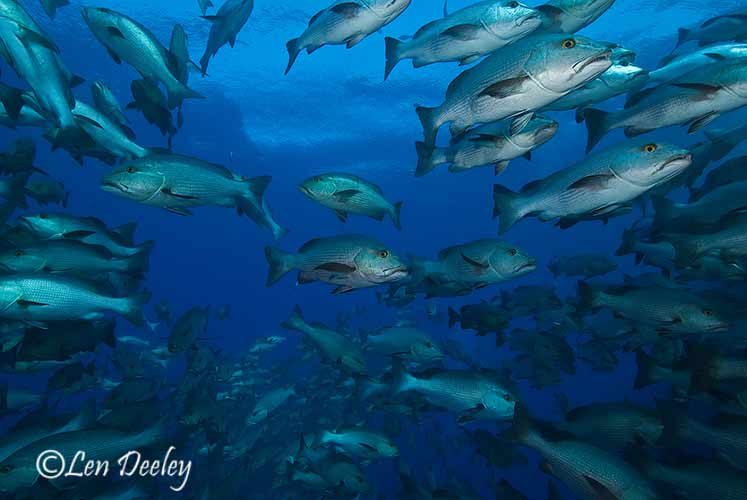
[650,42,747,83]
[199,0,254,75]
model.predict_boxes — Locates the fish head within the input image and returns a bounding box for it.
[683,305,730,333]
[613,142,693,188]
[599,63,649,92]
[483,387,517,419]
[355,246,409,284]
[246,407,268,425]
[606,42,636,65]
[366,0,412,19]
[17,212,65,237]
[490,243,536,279]
[101,161,165,202]
[526,35,613,93]
[0,457,35,493]
[0,247,46,274]
[412,340,444,363]
[483,2,542,40]
[511,115,558,148]
[299,175,336,202]
[81,7,120,34]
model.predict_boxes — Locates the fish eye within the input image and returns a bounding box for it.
[620,61,630,67]
[126,167,136,173]
[562,39,576,49]
[507,1,519,7]
[14,250,23,257]
[0,465,12,474]
[379,250,389,258]
[703,309,714,317]
[503,394,514,402]
[644,143,658,153]
[509,248,518,256]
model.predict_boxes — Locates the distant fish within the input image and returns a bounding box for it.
[39,0,70,19]
[285,0,412,74]
[534,0,617,34]
[199,0,254,76]
[25,179,70,207]
[91,80,128,127]
[650,42,747,83]
[675,12,747,50]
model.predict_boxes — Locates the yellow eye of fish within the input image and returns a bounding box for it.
[509,248,518,256]
[644,144,658,153]
[379,250,389,258]
[562,39,576,49]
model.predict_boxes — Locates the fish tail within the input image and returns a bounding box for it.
[576,280,602,313]
[651,195,680,228]
[40,0,69,18]
[390,359,414,395]
[414,141,439,177]
[415,105,439,148]
[121,291,152,327]
[407,254,428,285]
[492,184,523,234]
[447,307,460,328]
[633,349,657,389]
[237,176,288,240]
[384,37,402,80]
[280,304,307,332]
[50,125,91,152]
[503,404,535,445]
[199,52,211,77]
[616,227,637,257]
[583,108,612,153]
[122,249,151,277]
[665,234,700,268]
[265,246,295,286]
[676,28,691,48]
[0,85,24,122]
[167,82,204,110]
[390,201,403,230]
[285,38,302,75]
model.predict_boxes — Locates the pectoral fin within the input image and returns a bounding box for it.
[314,262,357,274]
[358,443,377,452]
[479,77,530,99]
[441,24,482,41]
[567,174,615,191]
[106,26,126,39]
[63,230,95,239]
[331,285,354,295]
[334,210,348,222]
[583,476,618,500]
[333,189,361,202]
[461,253,489,270]
[165,207,193,216]
[17,299,48,307]
[161,187,198,200]
[331,2,362,18]
[688,112,719,133]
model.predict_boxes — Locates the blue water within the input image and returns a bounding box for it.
[2,0,747,498]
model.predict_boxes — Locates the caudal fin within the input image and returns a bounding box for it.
[651,195,681,229]
[40,0,70,18]
[384,37,402,80]
[390,201,403,230]
[675,28,691,49]
[167,83,204,110]
[664,234,701,268]
[583,108,612,153]
[285,38,301,75]
[415,106,439,148]
[447,307,460,328]
[389,359,412,395]
[414,141,438,177]
[492,184,523,234]
[633,349,658,389]
[121,291,152,327]
[237,176,288,240]
[264,246,295,286]
[122,247,151,276]
[280,304,306,332]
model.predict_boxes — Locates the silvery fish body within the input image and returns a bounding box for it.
[199,0,254,75]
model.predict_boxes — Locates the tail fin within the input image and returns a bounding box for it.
[265,247,295,286]
[414,141,438,177]
[0,85,24,121]
[505,404,533,444]
[492,184,523,234]
[285,38,301,75]
[651,195,680,228]
[389,359,412,395]
[237,176,287,240]
[390,201,403,230]
[634,349,658,389]
[121,291,152,327]
[583,108,612,153]
[665,234,701,268]
[576,280,600,313]
[447,307,460,328]
[616,227,637,257]
[675,28,691,48]
[40,0,70,18]
[415,106,439,148]
[135,240,155,257]
[280,305,307,332]
[166,82,204,110]
[122,249,151,276]
[407,254,429,285]
[384,37,402,80]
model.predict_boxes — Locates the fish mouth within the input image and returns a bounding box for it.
[381,265,409,279]
[513,261,537,274]
[705,322,730,333]
[654,153,693,174]
[516,12,541,27]
[101,180,129,193]
[573,50,612,74]
[298,185,313,197]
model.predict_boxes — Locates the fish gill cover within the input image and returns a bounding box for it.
[0,0,747,498]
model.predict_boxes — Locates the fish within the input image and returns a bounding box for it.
[14,319,116,362]
[299,172,403,229]
[24,180,69,207]
[281,305,367,374]
[584,58,747,152]
[632,456,747,500]
[82,7,203,109]
[126,79,177,138]
[18,213,153,258]
[65,99,147,161]
[416,34,612,146]
[168,306,210,353]
[285,0,412,74]
[506,407,658,500]
[314,427,399,459]
[690,154,747,201]
[364,325,443,364]
[0,274,150,327]
[650,42,747,83]
[492,141,693,233]
[548,254,617,278]
[577,281,729,335]
[101,153,286,239]
[198,0,214,15]
[39,0,70,19]
[448,302,510,337]
[91,80,128,127]
[265,235,407,294]
[384,0,542,80]
[247,386,296,425]
[391,362,517,423]
[661,214,747,267]
[415,115,558,177]
[653,181,747,229]
[675,12,747,49]
[534,0,617,34]
[410,239,537,288]
[199,0,254,75]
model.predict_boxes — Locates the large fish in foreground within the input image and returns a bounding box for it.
[384,0,542,80]
[82,7,203,109]
[299,172,403,229]
[285,0,412,74]
[584,58,747,152]
[492,141,692,233]
[534,0,617,34]
[101,154,286,239]
[265,235,408,294]
[199,0,253,75]
[415,114,558,177]
[416,33,612,146]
